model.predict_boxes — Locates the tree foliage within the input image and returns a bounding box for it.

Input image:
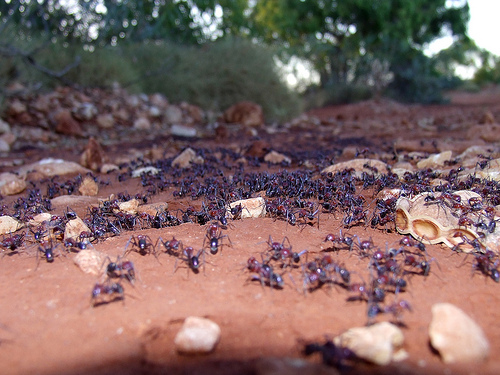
[1,0,474,104]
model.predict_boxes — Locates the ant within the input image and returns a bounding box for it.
[246,256,284,289]
[123,234,159,260]
[63,237,90,252]
[90,280,125,307]
[368,299,412,326]
[0,232,25,255]
[323,231,354,252]
[302,338,360,369]
[36,239,62,268]
[472,250,499,282]
[160,236,183,257]
[105,256,136,285]
[265,235,306,268]
[203,222,231,255]
[175,246,206,274]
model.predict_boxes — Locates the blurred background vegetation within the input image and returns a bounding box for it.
[0,0,498,121]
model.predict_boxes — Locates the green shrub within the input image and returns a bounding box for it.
[120,38,302,121]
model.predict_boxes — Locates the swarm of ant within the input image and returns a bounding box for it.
[1,146,500,370]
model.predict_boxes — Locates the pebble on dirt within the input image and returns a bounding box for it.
[222,101,264,127]
[333,322,406,365]
[171,147,204,169]
[229,197,266,218]
[416,150,453,169]
[64,216,91,241]
[264,150,291,165]
[322,158,389,177]
[80,137,108,171]
[18,158,91,178]
[174,316,221,354]
[429,302,490,364]
[0,172,27,196]
[73,248,109,275]
[78,175,99,196]
[0,215,24,235]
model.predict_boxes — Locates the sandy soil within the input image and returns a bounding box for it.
[1,88,500,375]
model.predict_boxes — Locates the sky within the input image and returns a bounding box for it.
[428,0,500,56]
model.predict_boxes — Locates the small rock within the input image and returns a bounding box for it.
[223,101,264,127]
[170,124,197,138]
[73,102,98,121]
[131,166,160,178]
[172,147,204,169]
[96,113,115,129]
[174,316,221,354]
[264,150,291,164]
[80,137,107,171]
[334,322,406,365]
[64,217,91,241]
[480,111,495,124]
[0,139,9,153]
[429,303,489,364]
[54,109,83,136]
[322,158,389,177]
[0,118,11,134]
[118,199,139,214]
[28,213,53,227]
[78,176,99,196]
[137,202,169,217]
[18,158,91,178]
[100,163,119,174]
[0,216,24,235]
[246,140,271,158]
[164,105,183,124]
[0,172,27,196]
[133,116,151,131]
[73,249,109,275]
[416,150,453,169]
[229,197,266,218]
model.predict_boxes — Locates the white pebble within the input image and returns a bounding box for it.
[429,303,489,363]
[174,316,221,354]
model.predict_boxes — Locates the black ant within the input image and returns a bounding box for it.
[90,280,125,307]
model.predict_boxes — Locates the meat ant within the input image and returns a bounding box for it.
[246,256,284,289]
[159,236,183,257]
[323,230,354,252]
[105,256,136,285]
[0,232,25,255]
[302,338,360,369]
[90,280,125,307]
[123,234,160,260]
[471,250,500,282]
[264,235,307,268]
[203,222,231,255]
[36,239,63,268]
[367,299,412,327]
[175,246,206,274]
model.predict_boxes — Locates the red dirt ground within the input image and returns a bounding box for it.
[1,87,500,375]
